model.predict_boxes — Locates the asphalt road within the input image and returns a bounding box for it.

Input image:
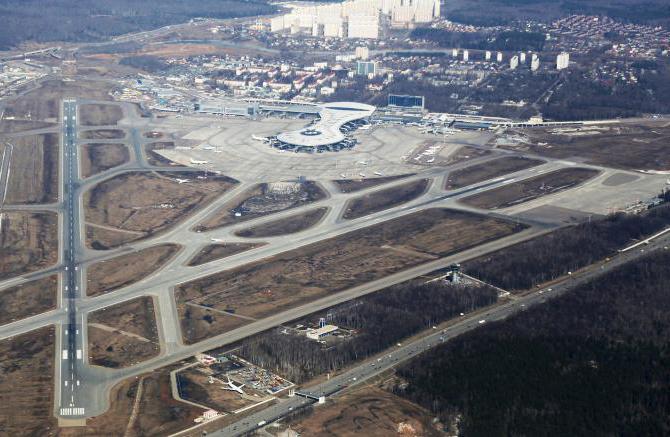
[210,231,670,436]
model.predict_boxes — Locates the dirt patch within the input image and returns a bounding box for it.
[0,326,56,435]
[446,157,545,189]
[4,133,59,204]
[343,179,429,220]
[79,104,123,126]
[282,384,443,437]
[0,211,58,280]
[188,243,265,266]
[87,244,181,296]
[235,207,328,238]
[177,208,523,343]
[81,143,130,177]
[80,129,126,140]
[0,275,57,325]
[3,79,113,122]
[86,224,141,250]
[85,171,237,249]
[333,174,413,193]
[461,168,600,210]
[196,181,326,231]
[504,123,670,171]
[145,141,178,167]
[88,296,160,368]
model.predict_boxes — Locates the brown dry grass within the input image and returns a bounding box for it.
[3,79,113,122]
[81,143,130,177]
[235,207,328,238]
[333,174,412,193]
[0,326,57,435]
[177,208,523,343]
[282,384,443,437]
[342,179,429,220]
[0,275,57,325]
[177,368,259,412]
[85,171,237,248]
[88,296,160,368]
[187,243,265,266]
[0,211,58,280]
[144,141,178,167]
[505,123,670,171]
[461,168,600,209]
[4,133,59,204]
[196,181,326,231]
[79,104,123,126]
[87,244,180,296]
[446,157,544,190]
[80,129,126,140]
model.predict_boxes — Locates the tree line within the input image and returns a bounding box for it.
[466,202,670,291]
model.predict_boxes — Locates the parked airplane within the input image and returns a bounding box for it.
[190,158,209,165]
[174,178,190,184]
[222,376,245,395]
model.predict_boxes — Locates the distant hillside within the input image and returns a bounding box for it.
[0,0,275,49]
[444,0,670,27]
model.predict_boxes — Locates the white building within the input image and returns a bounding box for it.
[510,55,519,70]
[306,324,339,340]
[348,14,380,39]
[496,51,503,62]
[531,54,540,71]
[462,50,469,61]
[355,46,370,60]
[556,52,570,70]
[519,52,526,63]
[485,50,492,61]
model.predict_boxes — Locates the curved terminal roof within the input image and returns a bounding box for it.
[276,101,376,147]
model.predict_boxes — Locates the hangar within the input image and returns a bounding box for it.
[271,101,376,153]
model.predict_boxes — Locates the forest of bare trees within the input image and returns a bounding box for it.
[467,201,670,290]
[239,280,497,383]
[395,249,670,436]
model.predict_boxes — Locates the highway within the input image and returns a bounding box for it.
[57,99,86,418]
[209,231,670,436]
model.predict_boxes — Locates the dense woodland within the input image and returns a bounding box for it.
[395,250,670,436]
[411,28,546,52]
[0,0,274,49]
[240,281,497,383]
[467,202,670,290]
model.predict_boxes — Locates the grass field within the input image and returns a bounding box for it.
[86,244,181,296]
[0,327,56,435]
[332,174,412,193]
[81,143,130,177]
[177,208,523,343]
[342,179,429,220]
[196,181,326,231]
[505,123,670,171]
[0,275,57,325]
[80,129,126,140]
[88,296,160,368]
[446,156,544,189]
[4,133,59,204]
[79,104,123,126]
[461,168,600,209]
[235,207,328,238]
[85,171,237,248]
[187,243,265,266]
[0,211,58,280]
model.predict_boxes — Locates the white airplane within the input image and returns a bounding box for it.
[252,134,269,143]
[222,376,245,395]
[190,158,209,165]
[374,171,383,176]
[174,178,190,184]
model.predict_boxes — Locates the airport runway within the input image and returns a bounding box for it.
[0,98,666,422]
